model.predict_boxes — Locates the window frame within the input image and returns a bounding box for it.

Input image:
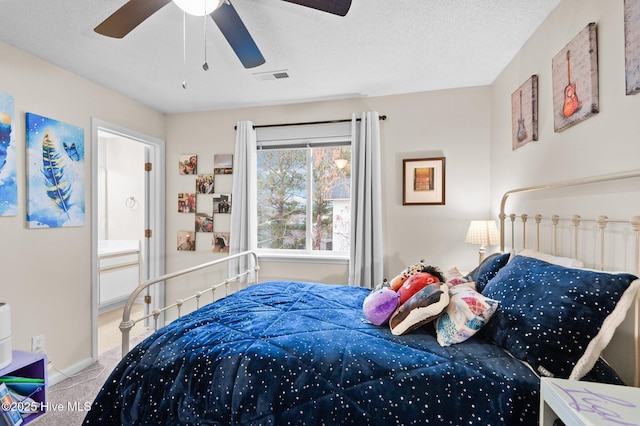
[255,123,352,262]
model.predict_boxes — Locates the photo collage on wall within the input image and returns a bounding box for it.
[177,154,233,252]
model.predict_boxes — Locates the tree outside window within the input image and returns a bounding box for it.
[257,145,351,254]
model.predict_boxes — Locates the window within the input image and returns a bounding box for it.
[256,123,351,256]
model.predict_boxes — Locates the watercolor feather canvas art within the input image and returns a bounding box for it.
[0,92,17,216]
[26,113,85,228]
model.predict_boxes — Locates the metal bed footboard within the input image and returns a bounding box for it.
[119,250,259,357]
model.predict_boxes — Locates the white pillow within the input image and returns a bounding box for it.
[571,278,640,380]
[443,267,470,285]
[518,248,584,268]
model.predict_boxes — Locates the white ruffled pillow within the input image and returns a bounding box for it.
[518,248,584,268]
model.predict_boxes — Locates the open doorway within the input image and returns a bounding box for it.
[90,119,165,359]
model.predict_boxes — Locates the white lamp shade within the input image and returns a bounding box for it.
[173,0,223,16]
[465,220,499,246]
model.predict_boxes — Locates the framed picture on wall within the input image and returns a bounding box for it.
[511,75,538,150]
[213,193,231,213]
[179,154,197,175]
[213,232,230,253]
[625,0,640,95]
[552,22,599,132]
[0,91,17,217]
[178,192,196,212]
[195,212,213,233]
[214,154,233,174]
[177,231,196,251]
[402,157,445,205]
[196,174,214,194]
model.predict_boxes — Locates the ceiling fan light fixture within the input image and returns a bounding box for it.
[173,0,224,16]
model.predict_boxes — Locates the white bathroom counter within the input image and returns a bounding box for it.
[98,239,140,257]
[97,240,141,310]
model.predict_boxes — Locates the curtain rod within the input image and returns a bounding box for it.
[234,115,387,130]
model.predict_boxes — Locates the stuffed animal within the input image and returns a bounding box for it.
[389,282,450,335]
[397,272,441,305]
[364,262,445,328]
[362,288,399,325]
[372,278,390,292]
[389,261,444,291]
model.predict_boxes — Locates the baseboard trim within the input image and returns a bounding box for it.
[48,356,96,386]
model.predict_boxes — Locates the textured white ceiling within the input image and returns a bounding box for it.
[0,0,560,114]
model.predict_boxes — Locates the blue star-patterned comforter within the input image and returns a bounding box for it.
[83,281,615,425]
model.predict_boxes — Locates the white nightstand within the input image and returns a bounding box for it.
[540,377,640,426]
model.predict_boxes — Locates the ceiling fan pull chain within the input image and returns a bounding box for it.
[203,13,209,71]
[182,11,187,89]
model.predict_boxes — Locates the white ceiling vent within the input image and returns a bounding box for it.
[253,70,290,81]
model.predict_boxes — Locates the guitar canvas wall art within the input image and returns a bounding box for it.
[26,113,85,228]
[0,92,17,216]
[625,0,640,95]
[511,75,538,150]
[552,23,599,132]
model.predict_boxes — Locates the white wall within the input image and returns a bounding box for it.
[164,86,493,301]
[490,0,640,213]
[488,0,640,384]
[0,40,165,371]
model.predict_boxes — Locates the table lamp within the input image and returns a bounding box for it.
[465,220,499,264]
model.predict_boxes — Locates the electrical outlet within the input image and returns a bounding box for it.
[32,335,45,353]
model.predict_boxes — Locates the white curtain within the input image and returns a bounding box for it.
[349,112,384,288]
[229,121,257,279]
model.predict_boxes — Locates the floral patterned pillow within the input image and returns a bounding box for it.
[436,286,498,346]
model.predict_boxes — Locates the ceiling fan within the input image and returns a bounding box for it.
[94,0,352,69]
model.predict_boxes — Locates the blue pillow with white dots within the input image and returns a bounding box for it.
[481,255,639,380]
[466,252,510,292]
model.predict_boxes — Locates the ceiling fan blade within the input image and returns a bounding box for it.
[95,0,172,38]
[211,2,265,69]
[281,0,351,16]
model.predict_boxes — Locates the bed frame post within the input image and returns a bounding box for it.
[551,215,560,256]
[534,214,542,252]
[521,214,528,249]
[632,216,640,386]
[571,215,581,261]
[597,216,608,271]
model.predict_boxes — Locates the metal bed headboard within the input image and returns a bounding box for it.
[499,169,640,255]
[498,169,640,387]
[501,213,640,271]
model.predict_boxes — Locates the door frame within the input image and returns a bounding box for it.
[90,118,166,360]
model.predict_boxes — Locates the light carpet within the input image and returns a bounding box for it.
[31,333,150,426]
